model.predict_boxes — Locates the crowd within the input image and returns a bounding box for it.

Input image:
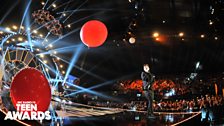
[87,95,224,112]
[154,95,223,112]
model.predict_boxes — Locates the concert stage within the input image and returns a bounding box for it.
[0,102,202,126]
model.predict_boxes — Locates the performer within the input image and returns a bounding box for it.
[141,64,155,117]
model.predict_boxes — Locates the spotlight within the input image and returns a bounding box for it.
[53,51,57,54]
[49,44,53,48]
[209,20,213,25]
[21,26,24,30]
[63,13,66,17]
[36,48,40,51]
[67,24,71,28]
[155,37,160,41]
[5,27,11,31]
[129,37,136,44]
[162,20,166,23]
[18,37,23,41]
[57,57,60,60]
[0,47,2,51]
[11,38,15,41]
[214,37,218,40]
[12,25,18,30]
[200,34,205,38]
[40,54,44,58]
[52,4,56,8]
[62,71,65,74]
[6,40,10,43]
[179,32,184,37]
[33,30,38,34]
[39,34,43,37]
[153,32,159,38]
[0,31,3,34]
[44,60,48,64]
[45,68,49,72]
[60,65,63,68]
[41,2,45,5]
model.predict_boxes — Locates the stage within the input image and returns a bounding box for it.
[0,101,202,126]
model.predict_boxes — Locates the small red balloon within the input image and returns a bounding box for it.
[10,68,51,112]
[80,20,108,47]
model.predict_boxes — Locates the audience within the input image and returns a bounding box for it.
[88,95,224,112]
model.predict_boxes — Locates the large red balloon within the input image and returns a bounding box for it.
[80,20,108,47]
[10,68,51,112]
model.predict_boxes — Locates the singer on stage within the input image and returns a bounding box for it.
[141,64,155,117]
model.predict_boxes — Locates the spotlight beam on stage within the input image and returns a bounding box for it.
[19,0,32,33]
[25,11,33,52]
[0,1,19,24]
[67,73,137,95]
[45,28,80,48]
[58,8,113,14]
[51,79,120,101]
[63,0,88,23]
[52,54,106,81]
[53,0,74,11]
[0,34,13,46]
[62,44,83,84]
[0,27,16,34]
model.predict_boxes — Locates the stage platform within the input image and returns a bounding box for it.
[0,102,203,126]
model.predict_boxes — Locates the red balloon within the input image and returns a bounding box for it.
[80,20,108,47]
[10,68,51,112]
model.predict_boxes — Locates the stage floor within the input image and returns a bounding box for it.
[53,102,201,126]
[0,102,203,126]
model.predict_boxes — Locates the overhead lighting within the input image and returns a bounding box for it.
[155,37,160,41]
[49,44,53,48]
[153,32,159,38]
[5,27,11,31]
[6,40,10,43]
[0,31,3,34]
[52,4,56,8]
[53,51,57,54]
[40,54,44,58]
[39,34,43,37]
[36,48,40,51]
[63,13,66,17]
[129,37,136,44]
[67,24,71,28]
[179,32,184,37]
[200,34,205,38]
[11,38,15,41]
[41,2,45,5]
[60,65,63,68]
[62,71,65,74]
[44,60,48,64]
[12,25,18,30]
[57,57,60,60]
[214,36,218,40]
[33,30,38,34]
[20,26,24,30]
[45,68,49,72]
[18,37,23,41]
[209,20,213,25]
